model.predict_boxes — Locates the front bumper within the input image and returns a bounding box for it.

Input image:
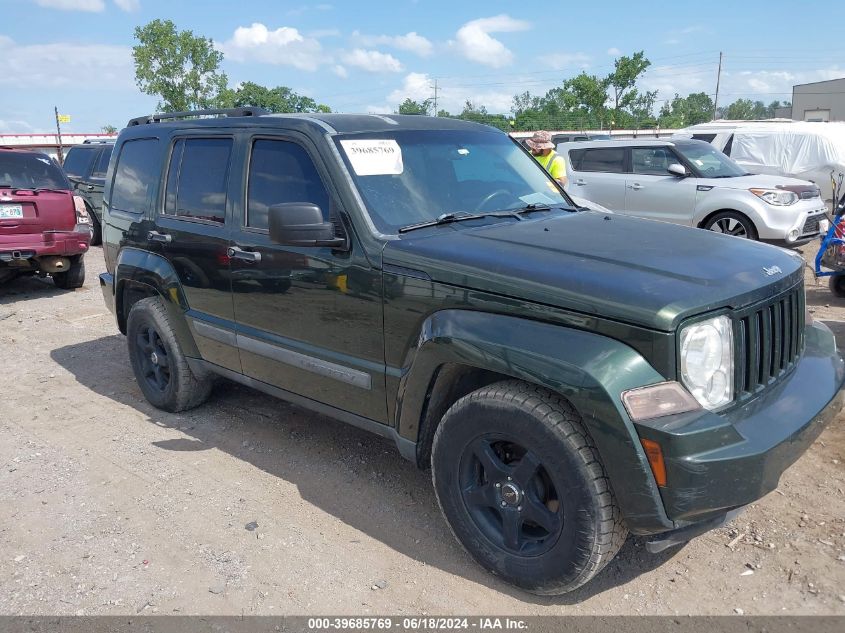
[635,319,844,529]
[99,272,115,315]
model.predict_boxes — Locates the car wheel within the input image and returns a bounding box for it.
[127,297,212,412]
[703,211,758,240]
[89,210,102,246]
[829,275,845,298]
[52,255,85,289]
[431,380,627,595]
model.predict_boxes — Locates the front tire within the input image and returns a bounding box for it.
[431,380,627,595]
[52,256,85,289]
[703,211,758,240]
[88,210,102,246]
[127,297,212,412]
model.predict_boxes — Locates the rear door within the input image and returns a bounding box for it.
[152,133,240,373]
[567,146,628,211]
[85,145,113,218]
[624,146,698,226]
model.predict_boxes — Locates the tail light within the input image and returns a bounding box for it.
[73,195,90,224]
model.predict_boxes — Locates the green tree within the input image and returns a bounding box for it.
[456,101,511,131]
[217,81,331,113]
[658,92,714,127]
[397,98,433,115]
[101,124,118,134]
[133,19,228,112]
[607,52,651,117]
[722,98,758,120]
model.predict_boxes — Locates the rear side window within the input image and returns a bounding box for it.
[246,139,330,230]
[110,139,160,215]
[62,147,97,178]
[91,146,113,179]
[570,148,626,173]
[164,138,232,224]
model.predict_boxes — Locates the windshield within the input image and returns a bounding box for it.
[0,152,70,190]
[675,142,747,178]
[334,130,572,233]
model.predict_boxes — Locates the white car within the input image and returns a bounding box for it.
[559,138,828,246]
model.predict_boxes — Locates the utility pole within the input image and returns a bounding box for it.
[54,106,65,164]
[431,78,439,116]
[712,52,723,121]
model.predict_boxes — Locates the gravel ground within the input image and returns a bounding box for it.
[0,242,843,616]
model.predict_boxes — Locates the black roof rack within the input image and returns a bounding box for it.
[127,107,269,127]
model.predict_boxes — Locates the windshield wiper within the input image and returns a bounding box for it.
[399,210,522,233]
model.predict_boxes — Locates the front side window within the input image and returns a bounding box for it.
[334,130,571,233]
[675,141,746,178]
[110,138,160,215]
[247,139,330,230]
[61,147,97,179]
[164,137,232,223]
[631,147,676,175]
[91,145,113,179]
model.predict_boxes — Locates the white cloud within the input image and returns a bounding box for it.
[0,119,36,133]
[332,64,348,79]
[381,72,513,115]
[453,14,530,68]
[351,31,433,57]
[541,52,591,69]
[607,47,621,56]
[0,36,134,89]
[219,23,328,71]
[113,0,140,11]
[34,0,104,10]
[344,48,403,73]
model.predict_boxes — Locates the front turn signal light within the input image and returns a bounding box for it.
[640,438,667,488]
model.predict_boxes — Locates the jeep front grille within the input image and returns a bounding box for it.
[734,283,805,397]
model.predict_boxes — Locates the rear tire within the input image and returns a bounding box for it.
[89,210,102,246]
[127,297,212,412]
[830,275,845,298]
[52,256,85,289]
[703,211,758,240]
[431,380,627,595]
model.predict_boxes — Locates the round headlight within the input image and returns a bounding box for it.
[679,315,734,409]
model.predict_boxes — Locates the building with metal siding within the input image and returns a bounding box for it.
[791,77,845,122]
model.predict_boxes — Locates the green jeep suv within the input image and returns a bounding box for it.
[98,109,844,595]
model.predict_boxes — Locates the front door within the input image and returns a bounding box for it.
[624,146,698,226]
[230,135,387,422]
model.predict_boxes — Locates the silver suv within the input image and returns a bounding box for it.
[559,139,828,245]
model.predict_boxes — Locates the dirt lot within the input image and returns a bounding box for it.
[0,243,844,616]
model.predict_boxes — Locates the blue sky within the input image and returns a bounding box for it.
[2,0,845,133]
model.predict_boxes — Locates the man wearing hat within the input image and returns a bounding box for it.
[526,131,567,188]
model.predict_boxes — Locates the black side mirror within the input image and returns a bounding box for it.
[268,203,346,248]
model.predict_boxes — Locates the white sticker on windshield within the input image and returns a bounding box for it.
[340,139,404,176]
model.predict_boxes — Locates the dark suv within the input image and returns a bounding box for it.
[1,147,90,287]
[99,109,844,595]
[62,139,114,245]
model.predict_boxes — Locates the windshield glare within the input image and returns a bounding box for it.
[335,130,571,233]
[675,142,747,178]
[0,152,70,190]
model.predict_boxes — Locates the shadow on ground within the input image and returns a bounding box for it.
[0,273,70,306]
[50,335,676,605]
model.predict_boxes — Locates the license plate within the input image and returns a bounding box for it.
[0,204,23,219]
[819,219,830,234]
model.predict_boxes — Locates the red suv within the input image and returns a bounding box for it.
[0,148,91,288]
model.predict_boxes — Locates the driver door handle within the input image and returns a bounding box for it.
[627,183,644,190]
[575,179,586,186]
[228,246,261,263]
[147,230,172,243]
